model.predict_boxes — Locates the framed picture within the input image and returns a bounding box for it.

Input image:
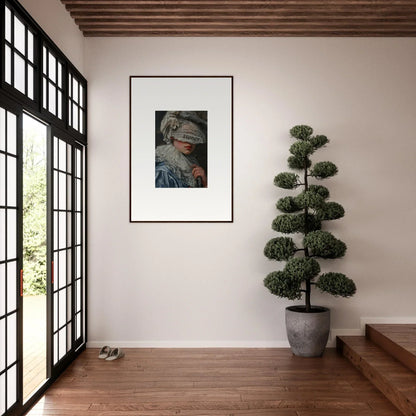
[130,76,233,222]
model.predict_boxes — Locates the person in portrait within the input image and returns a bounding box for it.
[155,111,207,188]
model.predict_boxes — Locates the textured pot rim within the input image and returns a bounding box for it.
[286,305,330,314]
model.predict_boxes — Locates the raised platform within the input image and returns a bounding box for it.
[338,324,416,416]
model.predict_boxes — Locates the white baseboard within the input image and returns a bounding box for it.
[360,316,416,331]
[87,318,416,349]
[328,328,363,347]
[87,340,291,348]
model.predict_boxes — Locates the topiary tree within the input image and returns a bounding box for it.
[264,125,356,312]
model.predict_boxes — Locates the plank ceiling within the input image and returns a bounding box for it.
[60,0,416,37]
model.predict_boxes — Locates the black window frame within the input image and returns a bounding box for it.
[0,0,87,145]
[0,0,88,415]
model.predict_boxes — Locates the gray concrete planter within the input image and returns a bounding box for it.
[285,306,330,357]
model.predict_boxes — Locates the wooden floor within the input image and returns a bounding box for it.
[25,348,402,416]
[338,324,416,416]
[367,324,416,373]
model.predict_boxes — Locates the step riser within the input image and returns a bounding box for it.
[339,340,416,416]
[366,325,416,374]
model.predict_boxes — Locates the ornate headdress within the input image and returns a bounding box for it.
[160,111,207,145]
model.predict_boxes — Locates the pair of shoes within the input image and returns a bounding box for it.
[98,346,125,361]
[98,345,111,359]
[106,347,125,361]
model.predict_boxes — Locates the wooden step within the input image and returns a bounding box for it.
[337,336,416,416]
[366,324,416,374]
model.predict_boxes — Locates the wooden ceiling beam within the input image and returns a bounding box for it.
[77,19,416,26]
[60,0,416,37]
[82,29,416,36]
[64,4,416,10]
[78,22,416,29]
[61,0,416,4]
[74,17,416,24]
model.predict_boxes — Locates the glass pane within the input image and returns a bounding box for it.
[58,251,66,290]
[53,252,58,289]
[80,84,84,108]
[42,46,47,75]
[80,110,84,135]
[42,77,47,109]
[0,319,5,370]
[73,78,79,103]
[0,264,5,316]
[7,209,16,259]
[76,313,81,339]
[14,52,26,94]
[48,83,56,115]
[59,140,67,172]
[66,248,72,285]
[66,322,72,352]
[7,314,16,365]
[7,261,16,313]
[67,286,72,320]
[76,280,81,313]
[7,157,16,207]
[53,212,58,250]
[5,46,11,85]
[59,172,66,210]
[58,328,66,360]
[54,136,58,168]
[55,251,66,289]
[7,112,17,156]
[58,63,63,88]
[0,154,5,206]
[53,171,58,210]
[0,108,5,151]
[58,91,62,119]
[76,149,81,178]
[53,292,58,332]
[76,179,81,211]
[72,103,78,131]
[53,333,58,364]
[0,209,5,261]
[27,64,34,100]
[0,373,5,414]
[68,74,72,98]
[28,31,34,63]
[67,177,72,211]
[49,53,56,83]
[7,364,17,408]
[67,146,72,174]
[59,212,66,249]
[76,246,81,279]
[68,100,72,127]
[14,15,26,55]
[59,290,66,328]
[76,213,81,245]
[5,7,12,42]
[67,213,72,246]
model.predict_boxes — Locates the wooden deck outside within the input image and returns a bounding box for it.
[23,295,47,402]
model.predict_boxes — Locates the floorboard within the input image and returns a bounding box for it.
[25,348,402,415]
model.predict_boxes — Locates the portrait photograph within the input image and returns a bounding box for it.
[155,111,208,189]
[130,76,233,222]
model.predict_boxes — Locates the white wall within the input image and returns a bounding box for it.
[85,37,416,347]
[19,0,84,73]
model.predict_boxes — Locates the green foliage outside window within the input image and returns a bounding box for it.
[23,130,47,295]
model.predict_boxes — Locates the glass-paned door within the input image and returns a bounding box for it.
[0,106,21,415]
[50,134,85,369]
